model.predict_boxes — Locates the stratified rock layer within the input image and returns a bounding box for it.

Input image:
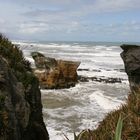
[120,44,140,91]
[32,52,80,89]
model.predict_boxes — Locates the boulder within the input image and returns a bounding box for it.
[120,44,140,91]
[32,52,80,89]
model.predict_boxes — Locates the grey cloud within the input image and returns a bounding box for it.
[1,0,140,41]
[21,0,140,27]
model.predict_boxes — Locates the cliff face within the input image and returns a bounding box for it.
[120,44,140,91]
[32,52,80,89]
[0,35,49,140]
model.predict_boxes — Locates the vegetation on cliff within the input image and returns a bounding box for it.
[0,34,31,72]
[0,34,49,140]
[0,34,35,88]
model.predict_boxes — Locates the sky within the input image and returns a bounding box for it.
[0,0,140,42]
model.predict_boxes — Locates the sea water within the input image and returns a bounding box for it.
[15,41,130,140]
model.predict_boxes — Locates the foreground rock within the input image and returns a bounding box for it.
[0,35,49,140]
[32,52,80,89]
[121,44,140,91]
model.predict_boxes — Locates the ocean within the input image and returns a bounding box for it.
[14,41,131,140]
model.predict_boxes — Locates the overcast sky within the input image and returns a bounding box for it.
[0,0,140,42]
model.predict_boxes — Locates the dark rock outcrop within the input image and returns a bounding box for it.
[0,35,49,140]
[121,44,140,91]
[78,75,123,83]
[0,57,30,140]
[0,56,49,140]
[31,52,80,89]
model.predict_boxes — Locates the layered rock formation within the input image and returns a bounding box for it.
[32,52,80,89]
[121,44,140,91]
[0,35,49,140]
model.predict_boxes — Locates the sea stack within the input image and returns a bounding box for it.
[121,44,140,91]
[31,52,80,89]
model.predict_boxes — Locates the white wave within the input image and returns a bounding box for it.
[47,127,73,140]
[89,91,124,110]
[78,69,127,80]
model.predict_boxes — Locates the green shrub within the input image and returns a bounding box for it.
[0,33,33,88]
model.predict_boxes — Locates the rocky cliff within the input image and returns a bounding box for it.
[32,52,80,89]
[0,34,49,140]
[121,44,140,91]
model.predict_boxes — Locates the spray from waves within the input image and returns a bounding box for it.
[16,41,129,140]
[89,91,124,110]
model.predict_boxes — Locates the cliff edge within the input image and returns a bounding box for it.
[0,34,49,140]
[121,44,140,91]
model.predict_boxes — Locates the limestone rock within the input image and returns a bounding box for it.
[32,52,80,89]
[120,44,140,91]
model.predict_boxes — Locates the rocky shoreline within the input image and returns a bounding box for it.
[1,34,140,140]
[78,75,124,83]
[78,68,126,83]
[31,52,127,89]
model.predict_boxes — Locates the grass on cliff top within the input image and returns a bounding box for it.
[0,34,31,72]
[74,91,140,140]
[0,33,37,88]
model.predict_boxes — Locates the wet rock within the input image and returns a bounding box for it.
[78,75,123,83]
[78,68,90,71]
[32,52,80,89]
[114,69,125,72]
[120,44,140,91]
[78,69,101,72]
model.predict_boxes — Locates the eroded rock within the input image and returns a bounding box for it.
[32,52,80,89]
[120,44,140,91]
